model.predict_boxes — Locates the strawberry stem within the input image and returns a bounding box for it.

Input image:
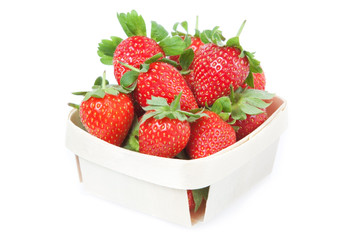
[118,61,141,73]
[236,20,247,37]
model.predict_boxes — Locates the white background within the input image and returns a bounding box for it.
[1,0,359,239]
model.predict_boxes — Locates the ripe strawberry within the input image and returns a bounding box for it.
[193,43,249,106]
[241,69,266,90]
[70,72,134,146]
[113,36,165,84]
[138,93,206,158]
[97,10,187,84]
[209,87,274,141]
[192,22,263,107]
[120,58,198,111]
[139,116,190,157]
[230,111,268,140]
[186,110,236,159]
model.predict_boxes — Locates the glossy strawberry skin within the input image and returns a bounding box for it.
[113,36,165,84]
[183,71,196,93]
[186,111,236,159]
[231,111,268,141]
[79,93,134,146]
[193,43,250,107]
[139,116,191,158]
[134,62,198,111]
[241,71,266,90]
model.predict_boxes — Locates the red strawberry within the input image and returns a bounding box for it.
[186,110,236,159]
[230,111,268,140]
[70,72,134,146]
[120,59,198,111]
[209,87,274,141]
[183,71,196,93]
[193,43,249,106]
[241,69,266,90]
[138,93,206,158]
[97,10,187,84]
[139,116,190,158]
[113,36,165,84]
[192,23,263,107]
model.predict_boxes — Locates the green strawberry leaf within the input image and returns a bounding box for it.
[209,96,232,121]
[120,70,139,91]
[159,58,180,68]
[192,187,209,212]
[171,21,188,36]
[169,92,182,110]
[227,87,275,122]
[104,88,119,96]
[68,103,80,109]
[144,52,163,64]
[239,103,264,115]
[245,71,255,88]
[146,96,169,106]
[140,93,208,124]
[123,118,140,152]
[151,21,169,42]
[72,91,88,96]
[159,36,187,56]
[200,27,225,46]
[242,88,275,100]
[179,48,194,71]
[98,37,122,57]
[97,52,113,65]
[94,76,109,86]
[117,10,147,37]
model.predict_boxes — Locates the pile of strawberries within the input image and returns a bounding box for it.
[70,10,274,212]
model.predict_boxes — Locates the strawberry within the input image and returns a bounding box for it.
[97,10,187,84]
[230,111,268,140]
[138,93,207,158]
[113,36,165,84]
[241,69,266,90]
[119,56,198,111]
[209,87,274,141]
[69,72,134,146]
[192,22,263,107]
[186,110,236,159]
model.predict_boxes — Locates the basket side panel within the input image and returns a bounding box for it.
[78,157,192,227]
[204,139,280,222]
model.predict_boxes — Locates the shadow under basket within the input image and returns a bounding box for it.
[65,96,288,226]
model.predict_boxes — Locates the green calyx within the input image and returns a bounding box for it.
[118,10,147,37]
[149,18,187,56]
[209,86,274,122]
[139,92,208,125]
[200,26,226,46]
[72,71,130,102]
[97,36,122,65]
